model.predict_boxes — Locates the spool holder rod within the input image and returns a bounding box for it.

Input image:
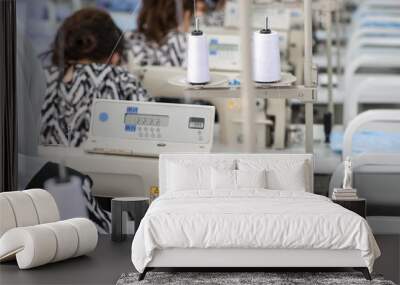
[195,17,199,32]
[239,0,256,152]
[304,0,314,154]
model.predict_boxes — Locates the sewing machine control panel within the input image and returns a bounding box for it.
[208,35,241,71]
[208,34,240,71]
[85,100,215,156]
[208,32,288,71]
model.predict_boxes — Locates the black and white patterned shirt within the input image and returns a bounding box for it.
[125,30,187,67]
[40,63,149,147]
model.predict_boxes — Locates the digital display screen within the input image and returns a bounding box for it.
[209,43,238,52]
[124,113,169,127]
[188,117,205,129]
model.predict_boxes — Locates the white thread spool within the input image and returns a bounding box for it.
[253,17,281,83]
[187,18,210,85]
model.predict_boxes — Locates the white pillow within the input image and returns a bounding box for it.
[211,168,236,190]
[211,169,267,191]
[236,169,267,189]
[166,160,236,192]
[167,163,211,191]
[238,159,308,191]
[267,167,306,191]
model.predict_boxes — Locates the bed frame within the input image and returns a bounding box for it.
[139,249,371,280]
[137,153,372,281]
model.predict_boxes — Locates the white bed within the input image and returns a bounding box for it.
[131,154,380,281]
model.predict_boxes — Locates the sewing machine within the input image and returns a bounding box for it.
[38,100,215,197]
[85,100,215,156]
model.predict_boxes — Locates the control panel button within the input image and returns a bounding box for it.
[99,112,109,122]
[127,106,138,113]
[125,125,136,132]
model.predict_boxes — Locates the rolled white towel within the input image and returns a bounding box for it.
[0,226,57,268]
[0,196,17,237]
[64,218,98,257]
[42,221,79,262]
[24,189,60,224]
[0,218,98,269]
[0,192,39,227]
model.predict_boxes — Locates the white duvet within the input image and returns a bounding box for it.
[131,190,380,273]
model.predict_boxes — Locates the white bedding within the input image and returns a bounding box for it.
[131,190,380,273]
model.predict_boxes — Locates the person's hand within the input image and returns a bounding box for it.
[196,0,207,15]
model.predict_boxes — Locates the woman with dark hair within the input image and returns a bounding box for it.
[199,0,226,27]
[125,0,194,67]
[40,8,149,147]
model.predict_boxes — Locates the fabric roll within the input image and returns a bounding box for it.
[65,218,98,257]
[1,192,39,227]
[23,189,60,224]
[0,196,17,237]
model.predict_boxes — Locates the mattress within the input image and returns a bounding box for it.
[131,190,380,273]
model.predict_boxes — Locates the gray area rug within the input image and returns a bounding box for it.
[116,272,396,285]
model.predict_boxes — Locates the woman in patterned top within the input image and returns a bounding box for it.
[125,0,194,67]
[200,0,226,27]
[40,8,149,147]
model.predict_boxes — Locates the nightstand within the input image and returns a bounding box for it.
[332,198,366,218]
[111,197,149,242]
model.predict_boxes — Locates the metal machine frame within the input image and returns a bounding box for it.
[175,0,317,154]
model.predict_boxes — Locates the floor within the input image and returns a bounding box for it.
[1,235,398,285]
[374,235,400,284]
[0,235,133,285]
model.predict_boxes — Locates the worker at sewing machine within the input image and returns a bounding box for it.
[34,8,153,233]
[196,0,226,27]
[40,8,150,147]
[125,0,194,67]
[124,0,227,68]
